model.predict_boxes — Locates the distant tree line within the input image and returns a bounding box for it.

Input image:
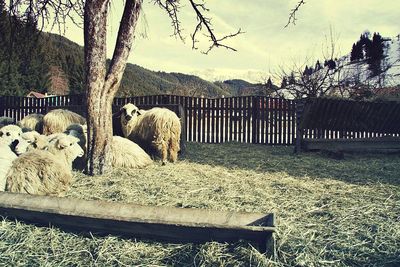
[350,32,385,75]
[0,5,85,96]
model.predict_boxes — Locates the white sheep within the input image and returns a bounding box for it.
[0,124,22,146]
[120,103,181,164]
[14,131,47,156]
[17,113,44,133]
[0,138,18,191]
[65,124,152,169]
[110,136,152,168]
[5,133,84,196]
[43,109,86,135]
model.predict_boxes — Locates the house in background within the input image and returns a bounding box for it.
[26,91,56,98]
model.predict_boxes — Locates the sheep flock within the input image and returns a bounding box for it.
[0,105,181,196]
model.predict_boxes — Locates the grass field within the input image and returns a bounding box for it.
[1,142,399,266]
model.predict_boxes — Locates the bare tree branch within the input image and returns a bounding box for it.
[154,0,244,54]
[152,0,184,41]
[285,0,306,28]
[189,0,243,54]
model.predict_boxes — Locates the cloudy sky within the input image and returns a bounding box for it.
[61,0,400,83]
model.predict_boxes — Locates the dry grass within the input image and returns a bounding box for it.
[1,142,399,266]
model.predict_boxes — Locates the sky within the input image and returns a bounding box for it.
[58,0,400,83]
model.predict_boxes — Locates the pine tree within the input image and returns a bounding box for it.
[315,60,322,71]
[280,77,288,88]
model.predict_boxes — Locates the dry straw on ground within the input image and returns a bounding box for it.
[1,142,399,266]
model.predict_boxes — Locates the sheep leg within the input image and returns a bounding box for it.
[168,141,179,163]
[160,142,168,165]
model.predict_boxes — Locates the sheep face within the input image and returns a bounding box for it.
[0,125,22,145]
[15,133,47,155]
[121,103,142,123]
[49,134,85,163]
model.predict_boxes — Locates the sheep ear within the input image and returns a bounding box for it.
[0,131,3,137]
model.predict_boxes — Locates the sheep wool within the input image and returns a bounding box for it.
[5,134,84,196]
[0,139,17,191]
[14,131,47,155]
[43,109,86,135]
[17,113,44,133]
[120,103,181,164]
[0,124,22,145]
[110,136,152,168]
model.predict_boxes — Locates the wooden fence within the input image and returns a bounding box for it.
[296,97,400,140]
[0,94,296,145]
[3,94,399,146]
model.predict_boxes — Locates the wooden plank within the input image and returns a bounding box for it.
[301,136,400,152]
[188,97,193,142]
[215,98,220,143]
[0,192,275,254]
[211,98,215,143]
[202,97,206,143]
[251,97,258,144]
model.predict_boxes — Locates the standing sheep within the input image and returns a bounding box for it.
[120,103,181,164]
[5,134,84,196]
[43,109,86,135]
[0,138,18,191]
[17,113,44,133]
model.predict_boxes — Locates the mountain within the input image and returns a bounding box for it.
[214,79,276,96]
[43,33,231,97]
[277,32,400,100]
[334,34,400,88]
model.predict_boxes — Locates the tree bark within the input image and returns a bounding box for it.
[84,0,142,175]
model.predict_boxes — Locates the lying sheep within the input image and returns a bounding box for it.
[65,124,151,169]
[5,134,84,196]
[0,116,15,128]
[111,136,152,168]
[65,123,87,151]
[17,113,44,133]
[64,123,87,170]
[14,131,48,155]
[0,138,18,191]
[120,103,181,164]
[43,109,86,135]
[0,125,22,147]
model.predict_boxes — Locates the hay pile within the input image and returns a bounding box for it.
[1,142,399,266]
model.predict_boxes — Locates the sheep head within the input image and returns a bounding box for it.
[0,125,22,145]
[48,134,84,166]
[15,132,47,155]
[120,103,142,123]
[120,103,144,137]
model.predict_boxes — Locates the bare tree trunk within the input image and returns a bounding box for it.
[84,0,142,175]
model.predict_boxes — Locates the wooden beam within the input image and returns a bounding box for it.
[301,136,400,153]
[0,192,275,254]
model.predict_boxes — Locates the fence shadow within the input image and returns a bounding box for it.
[183,142,400,186]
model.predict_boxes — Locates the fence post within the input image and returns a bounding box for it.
[252,96,259,144]
[294,99,306,153]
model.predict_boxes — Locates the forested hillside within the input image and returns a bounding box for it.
[0,9,249,97]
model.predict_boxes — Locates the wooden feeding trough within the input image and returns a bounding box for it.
[0,192,276,255]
